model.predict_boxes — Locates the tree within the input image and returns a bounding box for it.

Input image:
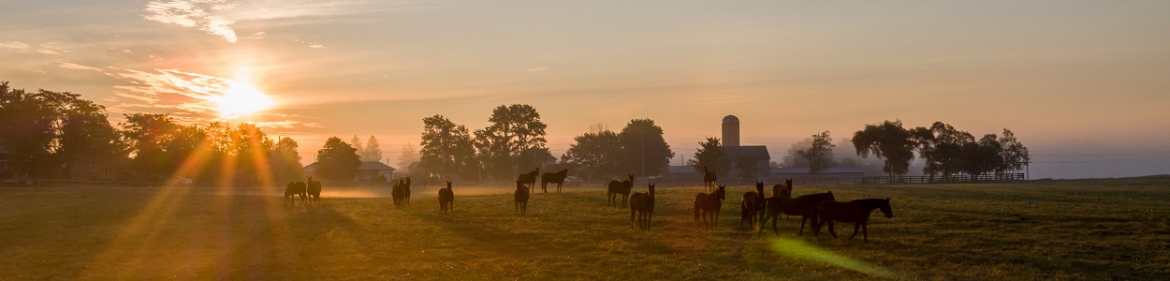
[617,119,674,177]
[272,137,303,183]
[687,137,730,179]
[473,104,548,181]
[997,129,1030,175]
[852,120,915,177]
[57,96,127,177]
[350,135,363,158]
[363,136,383,162]
[798,131,836,175]
[734,154,760,181]
[419,115,478,180]
[316,137,361,181]
[781,138,814,168]
[121,113,182,177]
[561,130,623,180]
[398,143,418,174]
[960,134,1003,180]
[0,83,130,177]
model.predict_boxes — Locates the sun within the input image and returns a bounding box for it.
[214,81,273,119]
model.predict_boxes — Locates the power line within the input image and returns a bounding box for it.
[1031,157,1170,164]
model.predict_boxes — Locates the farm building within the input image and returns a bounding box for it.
[304,161,396,181]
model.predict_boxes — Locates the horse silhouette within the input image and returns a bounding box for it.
[391,177,411,208]
[758,180,835,236]
[813,198,894,242]
[284,181,307,206]
[403,176,412,205]
[630,183,656,230]
[702,166,717,191]
[306,177,322,205]
[740,181,765,228]
[770,179,793,220]
[607,174,634,207]
[438,181,454,215]
[693,185,727,229]
[514,180,529,215]
[540,168,569,193]
[517,167,540,192]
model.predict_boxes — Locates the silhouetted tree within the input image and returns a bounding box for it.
[0,82,128,177]
[798,131,836,175]
[852,120,915,178]
[473,104,548,181]
[912,122,973,181]
[961,134,1003,180]
[734,154,760,181]
[363,136,383,162]
[398,143,418,174]
[997,129,1030,175]
[688,137,730,179]
[316,137,361,181]
[561,130,623,180]
[419,115,478,180]
[617,119,674,177]
[272,137,303,183]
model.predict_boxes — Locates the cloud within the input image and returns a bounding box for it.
[309,44,325,49]
[0,41,29,50]
[55,60,105,72]
[144,0,238,43]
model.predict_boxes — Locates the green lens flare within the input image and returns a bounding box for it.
[769,237,897,278]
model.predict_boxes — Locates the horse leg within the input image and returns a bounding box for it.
[799,216,807,235]
[828,220,839,239]
[647,211,652,230]
[631,208,636,229]
[849,223,860,240]
[862,222,869,242]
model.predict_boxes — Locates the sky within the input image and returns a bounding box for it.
[2,0,1168,179]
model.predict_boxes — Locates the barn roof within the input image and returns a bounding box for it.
[724,145,770,161]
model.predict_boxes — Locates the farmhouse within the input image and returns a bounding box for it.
[303,161,396,181]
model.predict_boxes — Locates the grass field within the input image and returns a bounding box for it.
[2,177,1169,280]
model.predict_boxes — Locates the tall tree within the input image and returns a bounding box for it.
[798,131,836,175]
[272,137,303,183]
[121,113,182,177]
[852,120,915,177]
[350,135,363,159]
[961,134,1003,180]
[316,137,361,181]
[561,130,623,180]
[58,96,127,176]
[398,143,418,173]
[473,104,548,181]
[419,115,479,180]
[997,129,1030,175]
[0,83,128,177]
[363,136,383,162]
[688,137,730,179]
[912,122,973,181]
[617,119,674,177]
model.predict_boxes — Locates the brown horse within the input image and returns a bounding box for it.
[693,185,727,229]
[306,176,322,205]
[540,168,569,193]
[517,167,540,192]
[813,198,894,242]
[757,189,836,236]
[514,180,529,215]
[391,177,411,208]
[438,181,454,215]
[702,166,717,191]
[740,181,765,228]
[629,183,656,230]
[284,181,307,206]
[607,174,634,207]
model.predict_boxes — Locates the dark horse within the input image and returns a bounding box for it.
[693,185,726,229]
[306,176,322,205]
[540,168,569,193]
[740,181,765,228]
[758,181,835,236]
[285,181,307,206]
[607,174,634,207]
[438,181,454,215]
[391,177,411,207]
[630,183,656,230]
[814,198,894,242]
[517,167,540,192]
[514,180,529,215]
[702,166,717,191]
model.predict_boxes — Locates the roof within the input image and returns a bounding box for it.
[723,145,770,161]
[771,166,864,174]
[304,161,396,172]
[722,115,739,123]
[668,165,697,174]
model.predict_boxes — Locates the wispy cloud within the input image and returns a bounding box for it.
[144,0,238,42]
[0,41,30,50]
[55,59,104,72]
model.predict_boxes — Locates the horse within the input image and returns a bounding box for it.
[693,185,727,229]
[514,180,529,215]
[758,189,836,236]
[391,178,409,208]
[630,183,656,230]
[403,176,412,205]
[813,198,894,242]
[517,167,540,192]
[770,178,793,220]
[702,166,717,191]
[540,168,569,193]
[607,174,634,207]
[438,181,454,215]
[284,181,307,206]
[306,176,322,205]
[740,181,765,228]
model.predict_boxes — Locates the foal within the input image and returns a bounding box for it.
[607,174,634,207]
[740,181,765,228]
[514,180,530,215]
[438,181,454,215]
[629,183,656,230]
[814,198,894,242]
[693,185,727,229]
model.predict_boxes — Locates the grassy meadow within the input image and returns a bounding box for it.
[2,177,1169,280]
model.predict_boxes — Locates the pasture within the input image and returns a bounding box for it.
[2,177,1168,280]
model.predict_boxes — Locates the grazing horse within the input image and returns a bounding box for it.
[814,198,894,242]
[540,168,569,193]
[758,190,836,236]
[693,185,727,228]
[514,180,529,215]
[517,167,540,192]
[702,166,717,191]
[607,174,634,207]
[740,182,765,228]
[285,181,307,206]
[306,177,322,205]
[630,183,656,230]
[438,181,454,215]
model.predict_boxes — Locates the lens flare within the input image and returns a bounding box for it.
[768,237,897,278]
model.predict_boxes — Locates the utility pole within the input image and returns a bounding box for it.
[641,132,645,184]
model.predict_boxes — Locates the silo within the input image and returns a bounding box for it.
[722,115,739,147]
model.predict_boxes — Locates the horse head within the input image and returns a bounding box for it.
[648,183,656,196]
[446,181,452,189]
[881,197,894,218]
[716,185,726,200]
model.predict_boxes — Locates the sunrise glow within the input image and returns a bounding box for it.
[213,81,273,119]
